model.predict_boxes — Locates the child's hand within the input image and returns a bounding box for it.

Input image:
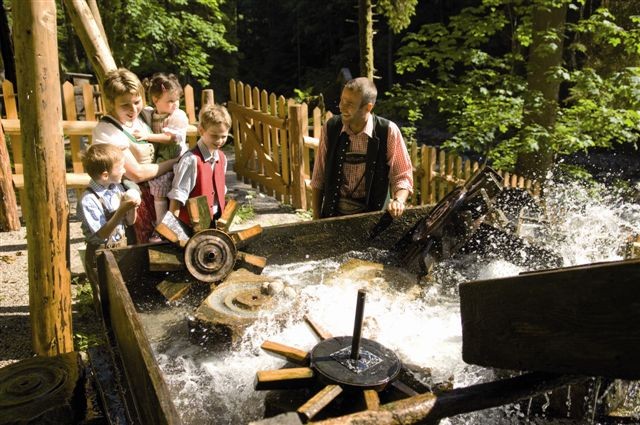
[163,128,179,143]
[132,129,149,141]
[120,189,141,210]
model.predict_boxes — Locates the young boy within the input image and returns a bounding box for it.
[78,143,141,285]
[168,104,231,226]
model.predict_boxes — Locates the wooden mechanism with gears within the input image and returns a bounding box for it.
[254,289,419,422]
[149,197,267,299]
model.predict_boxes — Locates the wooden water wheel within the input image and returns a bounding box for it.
[150,197,267,300]
[254,290,415,422]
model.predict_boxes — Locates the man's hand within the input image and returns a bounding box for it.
[387,198,405,218]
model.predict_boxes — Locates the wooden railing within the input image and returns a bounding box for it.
[2,77,539,210]
[1,79,205,197]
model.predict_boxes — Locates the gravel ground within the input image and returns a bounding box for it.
[0,148,308,369]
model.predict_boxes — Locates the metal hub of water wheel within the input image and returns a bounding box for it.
[184,229,237,283]
[311,336,401,391]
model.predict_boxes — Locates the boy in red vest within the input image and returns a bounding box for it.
[168,104,231,225]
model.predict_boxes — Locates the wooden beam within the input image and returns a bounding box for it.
[311,373,586,425]
[460,258,640,379]
[63,0,116,85]
[13,0,73,355]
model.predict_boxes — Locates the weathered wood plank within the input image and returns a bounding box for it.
[255,367,315,390]
[98,251,182,424]
[460,258,640,378]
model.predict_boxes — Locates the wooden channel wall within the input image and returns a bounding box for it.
[1,78,539,212]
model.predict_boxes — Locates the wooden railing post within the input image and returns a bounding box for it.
[0,125,19,230]
[14,0,73,355]
[288,104,307,210]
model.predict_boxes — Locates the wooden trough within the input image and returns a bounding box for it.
[89,204,638,424]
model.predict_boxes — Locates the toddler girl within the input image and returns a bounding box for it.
[141,73,189,233]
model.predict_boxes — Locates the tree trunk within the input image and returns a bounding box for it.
[63,0,116,86]
[358,0,374,79]
[515,2,567,180]
[0,124,19,231]
[12,0,73,356]
[0,0,16,85]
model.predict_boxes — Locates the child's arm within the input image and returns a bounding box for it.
[167,152,198,216]
[123,148,178,183]
[163,109,189,147]
[141,132,174,144]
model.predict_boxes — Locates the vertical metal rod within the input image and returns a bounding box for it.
[350,289,366,360]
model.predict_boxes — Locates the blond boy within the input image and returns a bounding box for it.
[168,104,231,225]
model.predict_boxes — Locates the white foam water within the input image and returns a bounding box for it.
[141,180,640,425]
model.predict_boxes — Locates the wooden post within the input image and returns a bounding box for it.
[0,124,20,231]
[201,89,214,107]
[288,104,307,210]
[12,0,73,355]
[63,0,116,86]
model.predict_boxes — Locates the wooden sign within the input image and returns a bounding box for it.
[187,195,212,232]
[460,258,640,379]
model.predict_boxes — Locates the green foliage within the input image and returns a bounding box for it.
[388,0,640,171]
[72,277,105,351]
[98,0,236,85]
[377,0,418,34]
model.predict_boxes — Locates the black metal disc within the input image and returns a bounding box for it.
[310,336,401,391]
[184,229,237,283]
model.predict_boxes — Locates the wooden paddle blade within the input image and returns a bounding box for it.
[304,315,333,340]
[297,385,343,421]
[156,281,192,302]
[255,367,314,390]
[155,211,191,245]
[216,199,238,232]
[363,389,380,410]
[148,246,185,272]
[261,340,309,365]
[230,224,263,247]
[237,251,267,274]
[187,195,212,232]
[390,379,419,397]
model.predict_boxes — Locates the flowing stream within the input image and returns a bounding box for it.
[138,180,640,424]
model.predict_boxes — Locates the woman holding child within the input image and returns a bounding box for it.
[92,68,179,243]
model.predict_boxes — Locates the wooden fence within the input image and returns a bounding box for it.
[1,79,206,201]
[2,78,539,212]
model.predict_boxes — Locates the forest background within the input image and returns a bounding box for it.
[2,0,640,183]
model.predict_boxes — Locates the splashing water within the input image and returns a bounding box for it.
[138,180,640,425]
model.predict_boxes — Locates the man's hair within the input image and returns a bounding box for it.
[344,77,377,106]
[82,143,123,179]
[146,72,183,102]
[102,68,143,104]
[199,103,232,130]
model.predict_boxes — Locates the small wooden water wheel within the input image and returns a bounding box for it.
[150,197,267,300]
[255,289,416,422]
